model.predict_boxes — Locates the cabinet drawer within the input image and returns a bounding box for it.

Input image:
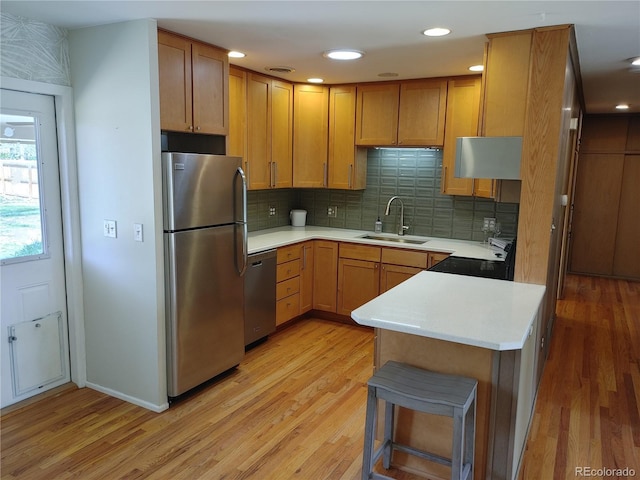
[277,259,300,282]
[428,252,450,268]
[339,243,381,262]
[276,293,300,325]
[277,276,299,301]
[381,248,428,268]
[277,244,301,264]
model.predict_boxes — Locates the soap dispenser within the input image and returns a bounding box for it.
[374,217,382,233]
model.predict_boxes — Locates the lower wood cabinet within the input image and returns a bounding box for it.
[337,257,381,316]
[299,242,314,314]
[312,241,339,312]
[276,244,301,326]
[380,248,428,293]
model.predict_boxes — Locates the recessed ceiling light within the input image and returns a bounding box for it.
[616,104,630,110]
[423,27,451,37]
[631,57,640,66]
[307,78,324,84]
[228,51,246,58]
[323,49,364,60]
[468,65,484,72]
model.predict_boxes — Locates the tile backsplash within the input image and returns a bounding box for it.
[247,148,519,242]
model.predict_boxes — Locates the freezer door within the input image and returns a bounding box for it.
[162,152,242,230]
[165,225,244,397]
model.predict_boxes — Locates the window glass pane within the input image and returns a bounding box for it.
[0,113,45,262]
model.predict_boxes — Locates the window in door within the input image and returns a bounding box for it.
[0,112,49,264]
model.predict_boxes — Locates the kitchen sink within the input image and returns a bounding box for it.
[359,234,428,245]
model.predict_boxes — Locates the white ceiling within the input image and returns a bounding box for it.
[3,1,639,114]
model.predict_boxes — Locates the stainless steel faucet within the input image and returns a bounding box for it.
[384,196,409,235]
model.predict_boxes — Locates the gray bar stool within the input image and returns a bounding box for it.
[362,361,477,480]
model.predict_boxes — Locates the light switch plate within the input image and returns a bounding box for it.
[103,219,117,238]
[134,223,143,242]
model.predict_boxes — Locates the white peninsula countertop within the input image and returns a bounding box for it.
[351,271,546,351]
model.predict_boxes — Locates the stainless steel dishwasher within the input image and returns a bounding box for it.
[244,249,276,347]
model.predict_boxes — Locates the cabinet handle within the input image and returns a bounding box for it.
[374,263,379,269]
[443,166,447,192]
[196,126,201,131]
[274,162,278,187]
[302,245,307,270]
[188,125,194,131]
[348,164,353,189]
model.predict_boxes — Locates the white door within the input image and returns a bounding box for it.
[0,89,70,408]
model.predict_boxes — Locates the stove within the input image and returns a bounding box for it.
[428,239,516,281]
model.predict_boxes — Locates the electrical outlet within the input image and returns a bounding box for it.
[269,206,276,216]
[103,219,117,238]
[483,217,496,231]
[327,206,337,218]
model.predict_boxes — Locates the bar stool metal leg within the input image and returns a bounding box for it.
[382,400,394,469]
[362,385,378,480]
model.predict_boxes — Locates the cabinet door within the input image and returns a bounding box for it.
[355,83,400,146]
[312,241,338,312]
[246,73,272,189]
[293,84,329,187]
[328,85,367,190]
[300,242,314,314]
[397,79,447,146]
[228,66,247,158]
[612,155,640,278]
[272,80,293,188]
[192,42,229,135]
[380,264,422,293]
[158,31,193,132]
[337,258,380,315]
[483,31,532,136]
[441,77,480,196]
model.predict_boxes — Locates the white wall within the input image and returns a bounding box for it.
[69,19,167,411]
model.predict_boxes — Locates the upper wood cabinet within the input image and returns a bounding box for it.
[244,72,292,189]
[158,30,229,135]
[328,86,367,190]
[441,77,495,197]
[355,80,447,147]
[482,31,532,137]
[293,84,329,188]
[228,66,247,158]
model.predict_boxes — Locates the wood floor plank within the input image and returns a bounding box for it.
[2,276,638,480]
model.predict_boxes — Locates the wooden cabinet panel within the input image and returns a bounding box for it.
[271,80,293,188]
[337,258,380,316]
[228,66,247,158]
[626,116,640,151]
[276,276,299,301]
[191,42,229,135]
[299,242,314,314]
[339,243,381,262]
[441,77,480,196]
[397,79,447,146]
[569,153,624,275]
[246,73,272,189]
[313,241,338,312]
[293,84,329,187]
[380,264,422,293]
[276,294,300,326]
[355,83,400,146]
[612,155,640,278]
[428,252,450,268]
[158,31,228,135]
[158,31,192,133]
[276,259,300,282]
[580,115,629,152]
[483,31,532,137]
[277,244,301,263]
[380,248,428,269]
[328,85,367,190]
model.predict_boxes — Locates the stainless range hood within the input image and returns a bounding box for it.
[454,136,522,180]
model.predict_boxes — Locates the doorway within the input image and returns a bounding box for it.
[0,89,71,408]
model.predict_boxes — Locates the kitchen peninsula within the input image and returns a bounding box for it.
[352,272,546,480]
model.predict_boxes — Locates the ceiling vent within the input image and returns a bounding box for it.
[265,66,295,74]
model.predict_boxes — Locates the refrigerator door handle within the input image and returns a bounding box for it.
[234,166,248,276]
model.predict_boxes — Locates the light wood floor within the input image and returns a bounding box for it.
[1,275,638,479]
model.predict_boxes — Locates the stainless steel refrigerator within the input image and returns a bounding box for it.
[162,152,247,398]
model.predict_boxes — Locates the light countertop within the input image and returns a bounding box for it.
[351,271,546,351]
[248,226,505,261]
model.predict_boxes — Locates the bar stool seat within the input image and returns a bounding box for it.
[362,361,477,480]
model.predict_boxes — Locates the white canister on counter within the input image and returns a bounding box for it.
[290,209,307,227]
